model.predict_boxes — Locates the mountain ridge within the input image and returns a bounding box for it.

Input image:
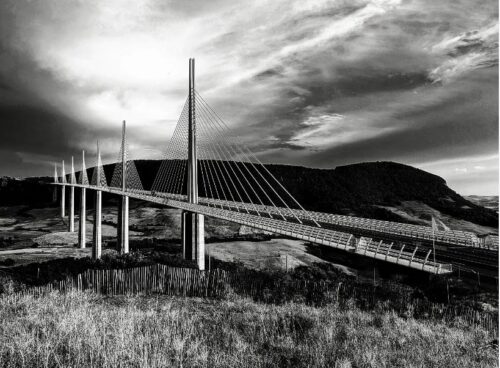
[1,161,497,231]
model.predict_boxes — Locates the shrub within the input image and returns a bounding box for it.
[0,258,15,266]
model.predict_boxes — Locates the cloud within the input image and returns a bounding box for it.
[419,154,498,195]
[0,0,497,195]
[429,23,498,83]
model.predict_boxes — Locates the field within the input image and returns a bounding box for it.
[0,290,497,368]
[0,203,353,274]
[0,201,498,367]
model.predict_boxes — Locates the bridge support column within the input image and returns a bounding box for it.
[69,186,75,232]
[60,185,66,218]
[182,211,205,270]
[53,163,58,203]
[182,58,205,270]
[60,160,66,218]
[68,157,76,232]
[117,195,129,254]
[79,188,86,248]
[117,120,129,254]
[92,190,102,259]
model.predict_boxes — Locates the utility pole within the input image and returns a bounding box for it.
[181,58,205,270]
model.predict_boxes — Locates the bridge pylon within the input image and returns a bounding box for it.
[182,58,205,270]
[52,163,58,203]
[117,120,129,255]
[69,156,75,232]
[60,160,66,218]
[92,141,103,259]
[79,150,87,248]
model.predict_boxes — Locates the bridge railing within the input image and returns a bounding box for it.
[195,196,488,249]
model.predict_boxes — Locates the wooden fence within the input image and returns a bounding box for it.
[18,265,229,298]
[5,264,498,336]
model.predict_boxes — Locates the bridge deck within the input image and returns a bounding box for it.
[173,196,494,250]
[132,193,490,250]
[56,184,452,274]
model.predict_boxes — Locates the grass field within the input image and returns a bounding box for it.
[0,291,497,368]
[0,204,497,367]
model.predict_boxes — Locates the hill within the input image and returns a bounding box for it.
[1,161,497,230]
[466,195,499,213]
[262,162,498,228]
[117,160,499,229]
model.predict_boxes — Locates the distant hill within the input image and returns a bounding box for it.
[0,176,55,207]
[1,161,497,230]
[465,195,498,213]
[262,161,498,229]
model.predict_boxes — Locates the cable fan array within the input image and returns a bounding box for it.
[151,98,189,197]
[110,135,144,192]
[90,145,108,188]
[79,152,90,186]
[151,91,317,225]
[76,91,317,226]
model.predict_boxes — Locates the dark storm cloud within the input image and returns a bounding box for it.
[0,47,118,176]
[0,0,497,194]
[257,65,497,154]
[198,0,498,196]
[302,77,497,166]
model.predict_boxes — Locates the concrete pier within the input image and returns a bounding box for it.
[92,190,102,259]
[182,211,205,269]
[69,157,75,232]
[60,186,66,218]
[183,58,205,270]
[92,142,103,259]
[69,186,75,232]
[53,163,58,203]
[61,160,66,218]
[79,187,86,248]
[117,120,129,254]
[119,195,129,254]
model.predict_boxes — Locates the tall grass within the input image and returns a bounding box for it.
[0,291,496,367]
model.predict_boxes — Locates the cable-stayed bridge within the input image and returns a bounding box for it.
[52,59,467,275]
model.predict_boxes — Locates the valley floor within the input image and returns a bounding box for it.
[0,202,498,367]
[0,291,497,368]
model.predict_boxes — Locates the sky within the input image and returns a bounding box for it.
[0,0,497,195]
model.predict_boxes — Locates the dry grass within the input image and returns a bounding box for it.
[1,292,497,368]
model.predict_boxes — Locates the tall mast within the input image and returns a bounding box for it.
[188,58,198,203]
